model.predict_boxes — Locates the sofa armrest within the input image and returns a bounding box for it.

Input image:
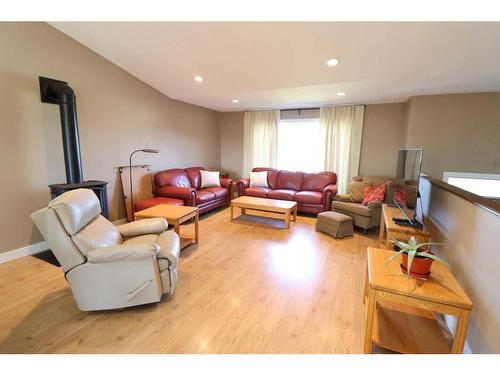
[87,244,159,264]
[116,218,168,238]
[322,184,338,211]
[334,193,353,202]
[156,231,180,269]
[220,177,233,189]
[367,201,383,210]
[236,178,250,196]
[156,186,196,204]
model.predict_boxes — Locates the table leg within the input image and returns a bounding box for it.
[173,220,181,237]
[230,204,234,221]
[378,215,386,247]
[293,206,297,222]
[194,212,199,244]
[363,289,377,354]
[241,207,246,215]
[285,210,291,229]
[451,309,471,354]
[363,266,369,304]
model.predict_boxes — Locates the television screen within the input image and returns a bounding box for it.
[395,149,423,220]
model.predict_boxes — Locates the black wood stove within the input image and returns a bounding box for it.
[40,76,108,218]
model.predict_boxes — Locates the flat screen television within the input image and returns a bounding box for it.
[393,149,423,227]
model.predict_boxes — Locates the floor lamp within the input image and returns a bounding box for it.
[129,148,159,221]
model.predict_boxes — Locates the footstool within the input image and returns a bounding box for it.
[316,211,353,239]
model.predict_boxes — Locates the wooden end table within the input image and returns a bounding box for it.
[379,204,431,249]
[364,247,472,354]
[134,204,199,250]
[230,196,297,229]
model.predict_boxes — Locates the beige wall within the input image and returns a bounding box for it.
[0,22,220,254]
[358,102,407,177]
[419,177,500,353]
[406,93,500,179]
[219,111,244,179]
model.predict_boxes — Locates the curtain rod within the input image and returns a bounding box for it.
[281,107,320,112]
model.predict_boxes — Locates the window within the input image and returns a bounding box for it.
[443,172,500,199]
[276,118,322,172]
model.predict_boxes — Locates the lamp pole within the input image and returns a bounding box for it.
[128,149,159,221]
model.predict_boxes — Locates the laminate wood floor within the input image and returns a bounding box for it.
[0,207,379,353]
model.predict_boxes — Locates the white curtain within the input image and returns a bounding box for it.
[319,105,364,194]
[242,110,279,177]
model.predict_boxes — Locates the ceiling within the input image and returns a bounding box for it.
[50,22,500,112]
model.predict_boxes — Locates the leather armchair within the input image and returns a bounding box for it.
[31,188,180,312]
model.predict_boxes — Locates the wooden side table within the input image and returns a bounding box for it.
[134,204,199,250]
[364,247,472,354]
[379,204,431,249]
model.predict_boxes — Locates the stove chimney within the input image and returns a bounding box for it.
[39,76,83,184]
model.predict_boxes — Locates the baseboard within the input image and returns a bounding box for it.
[443,314,473,354]
[0,241,49,264]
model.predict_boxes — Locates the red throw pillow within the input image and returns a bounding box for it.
[393,187,407,205]
[361,184,386,206]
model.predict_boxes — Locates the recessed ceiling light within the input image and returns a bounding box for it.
[326,58,339,67]
[194,75,203,82]
[232,99,239,103]
[337,92,346,96]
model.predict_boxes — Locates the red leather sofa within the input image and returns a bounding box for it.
[236,168,337,214]
[154,167,233,214]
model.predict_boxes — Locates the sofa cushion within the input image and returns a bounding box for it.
[250,171,269,188]
[134,197,184,212]
[202,187,228,199]
[245,187,271,198]
[72,215,122,256]
[295,191,323,204]
[155,169,192,188]
[49,188,101,235]
[252,167,278,189]
[185,167,205,189]
[332,201,372,217]
[276,171,303,190]
[195,189,216,204]
[361,184,386,206]
[302,172,337,192]
[348,181,372,203]
[267,189,297,201]
[200,170,221,188]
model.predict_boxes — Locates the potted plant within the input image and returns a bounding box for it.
[385,236,449,279]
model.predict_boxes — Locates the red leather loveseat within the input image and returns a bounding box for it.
[154,167,233,214]
[236,168,337,214]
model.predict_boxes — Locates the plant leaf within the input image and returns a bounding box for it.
[407,249,417,276]
[415,242,446,251]
[384,248,407,266]
[418,252,451,268]
[392,240,412,251]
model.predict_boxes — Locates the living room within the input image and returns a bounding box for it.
[1,1,500,372]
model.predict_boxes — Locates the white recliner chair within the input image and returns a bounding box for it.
[31,188,180,311]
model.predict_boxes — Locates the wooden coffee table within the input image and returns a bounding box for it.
[230,196,297,229]
[364,247,472,354]
[134,204,199,250]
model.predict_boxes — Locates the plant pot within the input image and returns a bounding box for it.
[400,252,434,279]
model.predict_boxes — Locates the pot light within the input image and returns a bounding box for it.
[326,58,339,67]
[194,75,203,82]
[337,92,346,96]
[232,99,239,103]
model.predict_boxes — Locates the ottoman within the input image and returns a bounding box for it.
[316,211,353,239]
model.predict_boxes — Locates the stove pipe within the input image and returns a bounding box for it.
[39,76,83,184]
